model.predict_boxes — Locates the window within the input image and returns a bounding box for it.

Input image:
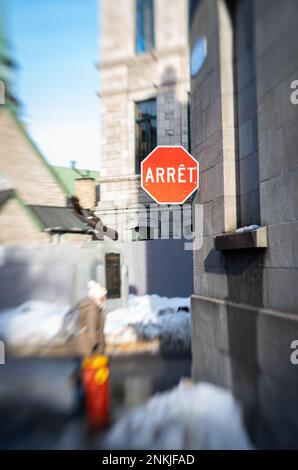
[136,0,154,54]
[135,98,157,174]
[226,0,260,227]
[187,93,191,152]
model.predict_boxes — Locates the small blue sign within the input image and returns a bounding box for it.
[190,37,207,77]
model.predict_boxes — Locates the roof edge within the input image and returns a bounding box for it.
[2,104,71,197]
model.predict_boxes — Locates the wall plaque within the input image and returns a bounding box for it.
[105,253,121,299]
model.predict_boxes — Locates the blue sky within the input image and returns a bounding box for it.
[7,0,100,170]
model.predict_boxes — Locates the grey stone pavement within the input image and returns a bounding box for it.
[0,355,191,449]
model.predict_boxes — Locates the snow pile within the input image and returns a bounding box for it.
[0,301,71,347]
[105,294,191,354]
[0,295,190,353]
[104,381,254,450]
[236,224,260,233]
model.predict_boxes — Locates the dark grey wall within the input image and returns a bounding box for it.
[190,0,298,449]
[121,239,193,297]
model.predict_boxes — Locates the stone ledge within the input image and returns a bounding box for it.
[191,293,298,322]
[214,226,268,251]
[98,175,141,184]
[97,45,189,70]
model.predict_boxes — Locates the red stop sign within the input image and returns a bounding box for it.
[141,146,199,204]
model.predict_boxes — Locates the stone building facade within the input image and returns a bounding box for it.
[190,0,298,449]
[97,0,190,235]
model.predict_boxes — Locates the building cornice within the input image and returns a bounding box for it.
[98,77,190,98]
[97,45,189,70]
[98,174,141,184]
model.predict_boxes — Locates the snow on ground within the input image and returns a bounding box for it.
[105,294,191,353]
[0,301,71,347]
[104,381,254,450]
[0,295,191,353]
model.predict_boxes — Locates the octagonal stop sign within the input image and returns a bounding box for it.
[141,146,199,204]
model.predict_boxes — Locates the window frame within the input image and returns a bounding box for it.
[134,98,157,175]
[135,0,155,55]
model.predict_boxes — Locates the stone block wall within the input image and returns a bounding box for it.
[191,0,298,449]
[75,177,96,209]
